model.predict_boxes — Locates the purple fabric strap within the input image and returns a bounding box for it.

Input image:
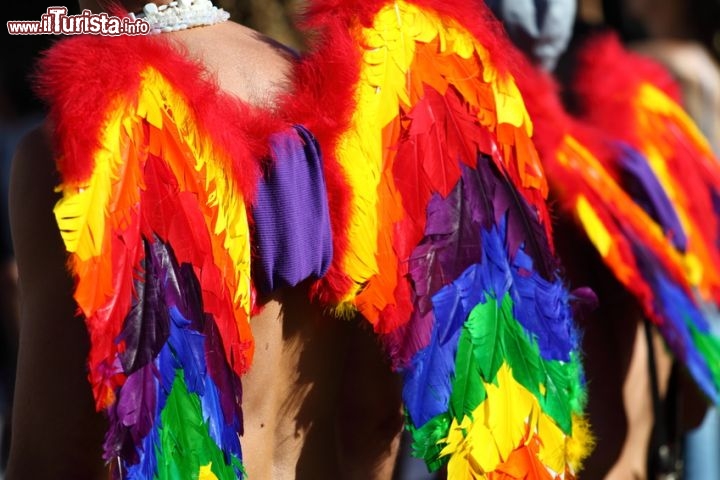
[252,125,333,294]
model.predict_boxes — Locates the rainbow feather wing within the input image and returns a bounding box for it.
[311,0,590,476]
[548,134,720,400]
[520,34,720,400]
[53,66,254,478]
[561,35,720,401]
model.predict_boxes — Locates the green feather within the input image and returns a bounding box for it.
[407,411,452,472]
[539,360,575,433]
[690,324,720,393]
[450,292,580,434]
[156,371,244,480]
[449,330,487,421]
[464,295,505,382]
[502,307,544,398]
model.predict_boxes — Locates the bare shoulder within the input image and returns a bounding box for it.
[6,123,107,480]
[171,21,296,106]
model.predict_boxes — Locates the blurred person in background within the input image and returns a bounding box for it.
[605,0,720,152]
[599,1,720,478]
[557,1,720,478]
[489,0,720,478]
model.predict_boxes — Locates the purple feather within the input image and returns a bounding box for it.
[172,262,206,331]
[204,315,244,434]
[477,157,557,279]
[403,263,487,426]
[103,362,158,464]
[384,158,556,368]
[117,363,158,441]
[616,143,687,251]
[384,172,481,368]
[106,237,245,476]
[118,238,171,374]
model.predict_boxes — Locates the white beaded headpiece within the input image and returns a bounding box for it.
[132,0,230,34]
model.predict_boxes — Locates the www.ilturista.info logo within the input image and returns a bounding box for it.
[7,7,151,36]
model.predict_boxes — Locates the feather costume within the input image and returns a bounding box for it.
[297,2,590,476]
[37,0,589,478]
[518,33,720,402]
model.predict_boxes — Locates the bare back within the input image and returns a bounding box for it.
[171,22,403,479]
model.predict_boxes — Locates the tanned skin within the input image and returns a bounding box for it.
[6,3,403,479]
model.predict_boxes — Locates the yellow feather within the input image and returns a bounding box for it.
[492,78,531,134]
[483,365,535,462]
[439,363,567,475]
[336,0,536,305]
[58,66,254,320]
[575,195,612,257]
[55,99,128,261]
[445,26,475,59]
[444,416,492,479]
[198,463,219,480]
[638,84,714,154]
[140,69,253,315]
[537,410,566,473]
[566,414,594,474]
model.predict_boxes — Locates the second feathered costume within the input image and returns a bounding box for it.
[514,33,720,405]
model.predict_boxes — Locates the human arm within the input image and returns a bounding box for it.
[5,124,106,480]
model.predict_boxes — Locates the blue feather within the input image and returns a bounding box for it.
[403,207,579,428]
[651,267,718,401]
